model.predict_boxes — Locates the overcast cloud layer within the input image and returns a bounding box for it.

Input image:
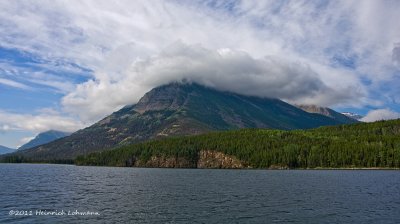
[1,0,400,146]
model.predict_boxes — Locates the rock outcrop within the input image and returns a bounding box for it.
[197,150,244,169]
[142,156,196,168]
[125,150,245,168]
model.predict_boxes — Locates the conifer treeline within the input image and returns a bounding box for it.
[75,119,400,168]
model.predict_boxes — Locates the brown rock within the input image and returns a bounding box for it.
[197,150,244,169]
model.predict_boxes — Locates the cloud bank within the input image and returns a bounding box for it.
[361,109,400,122]
[0,110,84,133]
[62,42,364,121]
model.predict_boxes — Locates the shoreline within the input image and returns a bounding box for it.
[1,162,400,170]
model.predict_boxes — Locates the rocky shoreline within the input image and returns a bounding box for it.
[124,150,249,169]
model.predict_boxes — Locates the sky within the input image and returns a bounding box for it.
[1,0,400,148]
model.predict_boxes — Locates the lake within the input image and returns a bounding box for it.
[0,164,399,223]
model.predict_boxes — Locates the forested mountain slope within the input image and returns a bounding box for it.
[73,119,400,169]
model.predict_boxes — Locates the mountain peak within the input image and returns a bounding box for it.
[18,130,71,150]
[134,82,217,113]
[134,82,190,113]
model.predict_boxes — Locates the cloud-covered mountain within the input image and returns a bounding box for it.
[18,130,71,150]
[9,83,356,161]
[62,42,364,122]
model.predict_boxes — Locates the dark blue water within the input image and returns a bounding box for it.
[0,164,399,223]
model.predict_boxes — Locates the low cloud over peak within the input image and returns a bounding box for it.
[62,42,364,122]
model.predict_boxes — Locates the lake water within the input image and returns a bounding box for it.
[0,164,399,223]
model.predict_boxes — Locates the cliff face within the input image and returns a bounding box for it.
[197,150,244,168]
[296,105,332,116]
[133,156,196,168]
[125,150,245,168]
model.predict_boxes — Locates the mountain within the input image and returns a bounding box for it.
[341,112,363,120]
[18,130,71,150]
[7,82,355,161]
[0,145,15,155]
[296,105,359,124]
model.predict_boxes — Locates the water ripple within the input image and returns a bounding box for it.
[0,164,400,223]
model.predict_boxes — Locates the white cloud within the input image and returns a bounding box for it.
[0,0,400,123]
[62,42,364,121]
[0,78,31,90]
[27,72,76,93]
[0,61,78,93]
[0,110,84,133]
[0,124,11,132]
[361,109,400,122]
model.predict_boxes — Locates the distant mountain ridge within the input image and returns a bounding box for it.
[18,130,71,150]
[295,105,359,124]
[341,112,363,120]
[0,145,14,155]
[6,82,357,161]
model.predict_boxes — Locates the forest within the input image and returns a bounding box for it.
[74,119,400,168]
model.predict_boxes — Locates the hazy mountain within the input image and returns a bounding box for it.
[18,130,71,150]
[341,112,363,120]
[10,82,355,161]
[296,105,359,124]
[0,145,15,155]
